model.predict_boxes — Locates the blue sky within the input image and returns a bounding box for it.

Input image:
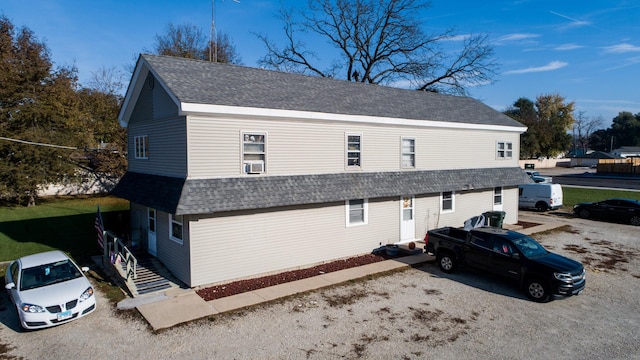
[2,0,640,127]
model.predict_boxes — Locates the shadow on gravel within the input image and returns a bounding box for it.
[411,262,527,301]
[411,261,578,303]
[0,278,22,333]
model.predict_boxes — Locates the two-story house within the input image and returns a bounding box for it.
[112,54,529,288]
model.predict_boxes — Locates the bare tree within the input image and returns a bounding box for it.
[151,22,241,64]
[572,111,603,155]
[256,0,497,95]
[88,66,126,95]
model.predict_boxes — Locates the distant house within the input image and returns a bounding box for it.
[612,147,640,158]
[111,54,529,288]
[569,150,622,168]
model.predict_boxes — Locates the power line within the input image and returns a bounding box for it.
[0,136,77,150]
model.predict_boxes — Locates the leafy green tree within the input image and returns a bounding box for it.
[588,128,614,152]
[610,111,640,147]
[504,94,575,159]
[0,16,83,206]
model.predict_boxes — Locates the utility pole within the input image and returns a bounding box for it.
[209,0,240,62]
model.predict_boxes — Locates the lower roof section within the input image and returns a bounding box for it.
[111,168,532,216]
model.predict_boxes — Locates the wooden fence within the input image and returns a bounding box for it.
[597,157,640,176]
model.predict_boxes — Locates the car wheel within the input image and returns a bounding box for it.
[535,201,549,212]
[437,252,457,273]
[525,278,550,303]
[578,209,590,219]
[630,215,640,226]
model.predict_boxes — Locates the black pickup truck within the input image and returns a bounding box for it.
[424,227,585,302]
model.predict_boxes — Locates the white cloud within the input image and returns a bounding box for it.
[442,34,471,42]
[555,43,584,51]
[495,33,540,45]
[504,61,568,75]
[602,43,640,53]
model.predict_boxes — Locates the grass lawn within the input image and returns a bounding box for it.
[562,186,640,208]
[0,196,129,264]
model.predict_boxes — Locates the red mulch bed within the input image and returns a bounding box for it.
[196,253,389,301]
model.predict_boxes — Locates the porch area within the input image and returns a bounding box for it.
[100,231,185,297]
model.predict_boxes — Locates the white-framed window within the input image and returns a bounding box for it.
[346,199,368,226]
[134,135,149,159]
[496,141,513,159]
[401,137,415,168]
[494,187,503,205]
[242,132,266,174]
[169,214,183,244]
[346,134,362,168]
[441,191,455,213]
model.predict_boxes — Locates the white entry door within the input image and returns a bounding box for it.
[147,208,157,257]
[400,196,415,241]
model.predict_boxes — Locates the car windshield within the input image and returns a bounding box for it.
[20,259,83,291]
[511,236,548,258]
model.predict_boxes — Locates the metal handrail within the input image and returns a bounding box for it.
[103,230,137,281]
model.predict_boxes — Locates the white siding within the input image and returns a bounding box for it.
[188,198,399,287]
[186,115,521,178]
[185,189,516,287]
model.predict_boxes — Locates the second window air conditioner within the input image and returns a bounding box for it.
[245,161,264,174]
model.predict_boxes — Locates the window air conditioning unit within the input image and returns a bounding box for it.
[246,161,264,174]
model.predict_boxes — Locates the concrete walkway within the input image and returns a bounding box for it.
[123,218,563,331]
[125,253,431,331]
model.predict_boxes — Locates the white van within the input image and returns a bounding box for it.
[518,183,563,211]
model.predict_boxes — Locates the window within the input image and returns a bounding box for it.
[347,199,368,226]
[169,214,183,244]
[494,187,503,205]
[441,191,454,213]
[401,138,415,168]
[135,135,149,159]
[346,134,361,167]
[496,141,513,159]
[243,133,266,173]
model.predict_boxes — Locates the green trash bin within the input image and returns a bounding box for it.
[483,211,506,228]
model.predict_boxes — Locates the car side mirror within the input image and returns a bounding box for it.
[511,253,520,260]
[81,266,90,273]
[5,282,15,290]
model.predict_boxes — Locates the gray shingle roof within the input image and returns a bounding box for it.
[111,168,532,215]
[140,54,524,128]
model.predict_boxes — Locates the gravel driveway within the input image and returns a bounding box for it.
[2,211,640,360]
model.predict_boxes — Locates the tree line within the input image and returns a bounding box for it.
[503,93,640,159]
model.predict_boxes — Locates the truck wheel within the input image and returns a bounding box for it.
[437,252,457,273]
[578,209,590,219]
[630,215,640,226]
[535,202,548,212]
[525,278,550,302]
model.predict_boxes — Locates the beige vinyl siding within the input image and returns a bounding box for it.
[414,188,519,237]
[501,187,519,224]
[128,116,187,177]
[154,209,191,285]
[186,115,521,178]
[188,198,398,287]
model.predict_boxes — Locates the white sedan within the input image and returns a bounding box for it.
[4,250,96,330]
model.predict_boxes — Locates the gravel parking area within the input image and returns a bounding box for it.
[1,211,639,359]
